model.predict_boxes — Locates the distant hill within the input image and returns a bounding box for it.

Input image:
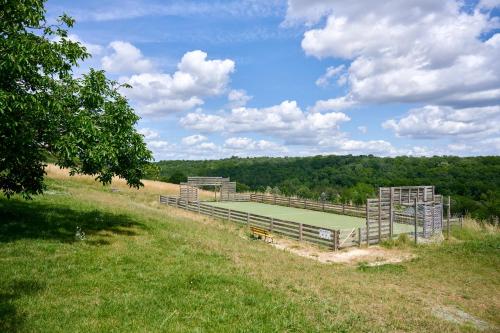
[149,155,500,220]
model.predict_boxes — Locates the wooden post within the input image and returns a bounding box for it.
[378,188,382,243]
[304,200,307,209]
[274,195,276,205]
[270,218,274,232]
[414,198,418,244]
[333,230,338,251]
[246,212,250,225]
[431,202,435,235]
[228,209,231,222]
[299,223,303,241]
[446,196,451,239]
[197,201,201,214]
[366,201,370,246]
[389,187,394,238]
[175,198,178,208]
[358,227,362,247]
[288,197,291,207]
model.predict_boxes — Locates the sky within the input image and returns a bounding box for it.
[46,0,500,160]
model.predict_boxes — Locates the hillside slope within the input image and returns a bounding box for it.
[0,167,499,332]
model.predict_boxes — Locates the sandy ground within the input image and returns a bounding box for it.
[269,236,415,265]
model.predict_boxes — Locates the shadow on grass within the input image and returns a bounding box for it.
[0,280,45,332]
[0,198,144,244]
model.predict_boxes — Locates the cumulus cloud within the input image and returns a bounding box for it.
[123,50,235,116]
[383,105,500,139]
[138,128,160,140]
[227,89,252,108]
[288,0,500,108]
[224,137,286,152]
[309,96,356,112]
[101,41,153,74]
[180,100,350,144]
[181,134,208,145]
[315,64,345,87]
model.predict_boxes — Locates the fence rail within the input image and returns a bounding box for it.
[249,193,366,218]
[160,195,341,250]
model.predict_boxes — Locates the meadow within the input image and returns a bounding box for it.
[0,166,499,332]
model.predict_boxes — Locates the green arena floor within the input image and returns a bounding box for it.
[204,201,416,233]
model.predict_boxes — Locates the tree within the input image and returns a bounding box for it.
[0,0,152,198]
[168,171,187,185]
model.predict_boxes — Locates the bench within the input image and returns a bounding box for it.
[250,226,273,243]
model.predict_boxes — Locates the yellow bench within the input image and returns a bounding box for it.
[250,226,273,243]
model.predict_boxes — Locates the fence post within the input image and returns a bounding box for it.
[299,223,303,241]
[274,195,276,205]
[460,216,463,228]
[342,203,345,214]
[358,227,362,247]
[414,198,418,244]
[378,188,382,243]
[447,196,451,240]
[175,198,178,208]
[246,212,250,225]
[211,206,214,217]
[270,218,274,232]
[197,201,201,214]
[366,201,370,246]
[288,197,291,207]
[389,188,394,238]
[304,200,307,209]
[228,209,231,222]
[333,230,338,251]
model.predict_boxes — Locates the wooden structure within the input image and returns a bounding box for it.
[365,186,443,244]
[179,183,198,202]
[160,196,340,250]
[179,176,237,202]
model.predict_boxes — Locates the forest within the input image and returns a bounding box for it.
[146,155,500,221]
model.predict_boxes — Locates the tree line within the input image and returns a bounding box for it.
[146,155,500,221]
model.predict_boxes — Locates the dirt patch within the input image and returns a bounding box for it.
[270,237,414,265]
[433,306,493,331]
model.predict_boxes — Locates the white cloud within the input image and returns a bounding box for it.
[315,64,345,87]
[357,126,367,134]
[138,128,160,140]
[123,50,235,116]
[224,137,286,152]
[181,134,208,146]
[309,96,356,112]
[101,41,153,74]
[180,100,350,145]
[227,89,252,108]
[383,105,500,139]
[289,0,500,108]
[66,34,102,56]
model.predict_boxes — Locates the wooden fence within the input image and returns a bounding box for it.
[160,195,340,250]
[249,193,366,218]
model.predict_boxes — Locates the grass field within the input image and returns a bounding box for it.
[204,201,417,233]
[0,166,499,332]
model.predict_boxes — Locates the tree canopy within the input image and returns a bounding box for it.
[0,0,152,198]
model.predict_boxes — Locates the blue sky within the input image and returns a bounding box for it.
[46,0,500,160]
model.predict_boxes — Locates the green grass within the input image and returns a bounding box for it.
[204,201,417,234]
[0,172,499,332]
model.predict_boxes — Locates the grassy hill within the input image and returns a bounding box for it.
[0,166,499,332]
